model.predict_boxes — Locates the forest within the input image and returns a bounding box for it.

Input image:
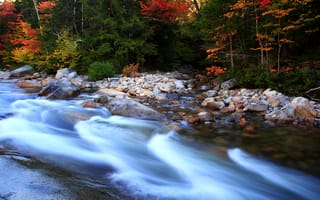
[1,0,320,96]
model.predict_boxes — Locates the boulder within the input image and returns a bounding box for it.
[10,65,33,77]
[106,98,165,121]
[55,68,78,80]
[290,97,317,118]
[38,78,80,99]
[0,71,11,79]
[96,88,128,98]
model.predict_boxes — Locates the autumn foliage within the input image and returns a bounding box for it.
[139,0,190,23]
[0,2,42,65]
[206,66,226,76]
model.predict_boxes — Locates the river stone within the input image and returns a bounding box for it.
[17,80,42,88]
[244,103,269,112]
[267,96,281,108]
[290,97,317,118]
[10,65,33,77]
[96,88,128,98]
[106,98,165,121]
[203,90,217,97]
[38,78,80,99]
[201,97,225,110]
[263,88,278,97]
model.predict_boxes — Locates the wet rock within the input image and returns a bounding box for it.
[82,100,101,108]
[93,96,108,103]
[17,80,42,89]
[198,111,213,122]
[187,116,200,124]
[38,78,80,99]
[106,98,165,121]
[290,97,317,118]
[0,71,11,79]
[166,93,180,101]
[0,157,74,200]
[10,65,33,77]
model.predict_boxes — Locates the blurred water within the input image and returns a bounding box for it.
[0,81,320,200]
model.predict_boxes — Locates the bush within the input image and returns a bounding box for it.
[88,61,115,81]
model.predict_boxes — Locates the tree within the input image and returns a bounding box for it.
[139,0,190,24]
[0,1,42,66]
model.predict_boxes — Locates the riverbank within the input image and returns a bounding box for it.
[2,66,319,129]
[1,67,320,199]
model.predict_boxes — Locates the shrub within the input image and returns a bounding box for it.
[88,61,115,81]
[122,63,139,77]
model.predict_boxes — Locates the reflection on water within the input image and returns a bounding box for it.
[0,82,320,199]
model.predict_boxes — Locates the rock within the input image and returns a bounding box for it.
[166,93,180,101]
[96,88,128,98]
[203,90,217,97]
[187,116,200,124]
[244,103,268,112]
[263,88,278,97]
[265,110,290,120]
[55,68,77,80]
[201,97,225,110]
[243,124,255,133]
[38,78,80,99]
[267,96,281,108]
[106,98,165,121]
[207,101,225,111]
[220,105,235,113]
[290,97,317,118]
[231,96,243,104]
[174,80,186,90]
[156,82,174,93]
[82,101,101,108]
[10,65,33,77]
[93,96,108,103]
[17,80,42,88]
[0,157,74,200]
[198,111,213,122]
[220,79,236,90]
[0,71,11,79]
[155,93,168,101]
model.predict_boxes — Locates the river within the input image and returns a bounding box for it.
[0,80,320,200]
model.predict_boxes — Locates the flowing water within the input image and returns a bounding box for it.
[0,80,320,200]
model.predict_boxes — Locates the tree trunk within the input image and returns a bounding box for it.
[193,0,201,15]
[253,0,264,66]
[229,33,234,74]
[31,0,42,35]
[277,34,281,74]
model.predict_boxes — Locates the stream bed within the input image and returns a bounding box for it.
[0,80,320,200]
